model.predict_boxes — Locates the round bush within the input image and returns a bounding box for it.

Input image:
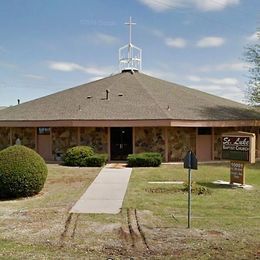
[63,146,94,166]
[0,145,48,199]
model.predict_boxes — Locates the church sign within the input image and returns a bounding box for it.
[222,132,256,185]
[222,132,255,163]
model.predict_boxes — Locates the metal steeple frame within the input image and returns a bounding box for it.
[119,17,142,72]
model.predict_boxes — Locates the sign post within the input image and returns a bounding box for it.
[222,131,256,185]
[188,167,192,229]
[184,150,198,229]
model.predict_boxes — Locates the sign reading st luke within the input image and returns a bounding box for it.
[222,132,255,163]
[222,131,256,185]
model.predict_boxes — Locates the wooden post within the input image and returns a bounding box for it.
[77,127,80,146]
[50,128,53,160]
[9,128,13,146]
[164,127,169,162]
[35,127,38,151]
[108,127,111,161]
[195,127,198,156]
[257,128,260,158]
[132,127,135,154]
[211,127,215,161]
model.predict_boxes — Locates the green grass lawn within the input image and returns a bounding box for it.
[0,162,259,259]
[124,162,260,225]
[0,165,102,259]
[123,162,260,258]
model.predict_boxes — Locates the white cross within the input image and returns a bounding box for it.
[125,16,136,45]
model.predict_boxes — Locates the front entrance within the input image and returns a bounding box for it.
[110,127,133,160]
[37,127,52,161]
[196,127,212,161]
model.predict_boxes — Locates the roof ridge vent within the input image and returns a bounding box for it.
[119,16,142,73]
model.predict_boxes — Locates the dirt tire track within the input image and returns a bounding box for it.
[134,209,150,252]
[71,214,79,239]
[123,208,150,253]
[60,213,79,246]
[60,213,73,243]
[126,208,136,248]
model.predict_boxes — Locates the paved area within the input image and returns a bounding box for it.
[212,180,253,190]
[70,165,132,214]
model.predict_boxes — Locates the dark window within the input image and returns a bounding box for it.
[198,127,212,135]
[38,127,50,135]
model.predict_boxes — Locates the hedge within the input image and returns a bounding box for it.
[0,145,48,199]
[63,146,107,167]
[85,154,108,167]
[127,152,162,167]
[63,146,94,166]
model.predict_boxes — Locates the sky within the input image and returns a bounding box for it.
[0,0,259,106]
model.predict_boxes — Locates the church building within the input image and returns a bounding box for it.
[0,18,259,162]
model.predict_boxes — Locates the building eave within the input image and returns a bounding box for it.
[170,120,260,127]
[0,119,259,128]
[0,119,172,127]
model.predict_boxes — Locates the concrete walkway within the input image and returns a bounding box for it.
[70,165,132,214]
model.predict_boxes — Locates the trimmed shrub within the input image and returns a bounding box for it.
[85,154,108,167]
[0,145,48,199]
[63,146,107,167]
[63,146,94,166]
[127,152,162,167]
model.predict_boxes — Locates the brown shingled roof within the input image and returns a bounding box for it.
[0,71,260,121]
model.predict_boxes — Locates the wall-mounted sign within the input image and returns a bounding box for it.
[222,132,256,163]
[230,161,245,185]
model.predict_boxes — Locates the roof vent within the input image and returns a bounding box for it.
[118,93,124,97]
[87,96,92,99]
[119,17,142,73]
[106,89,110,100]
